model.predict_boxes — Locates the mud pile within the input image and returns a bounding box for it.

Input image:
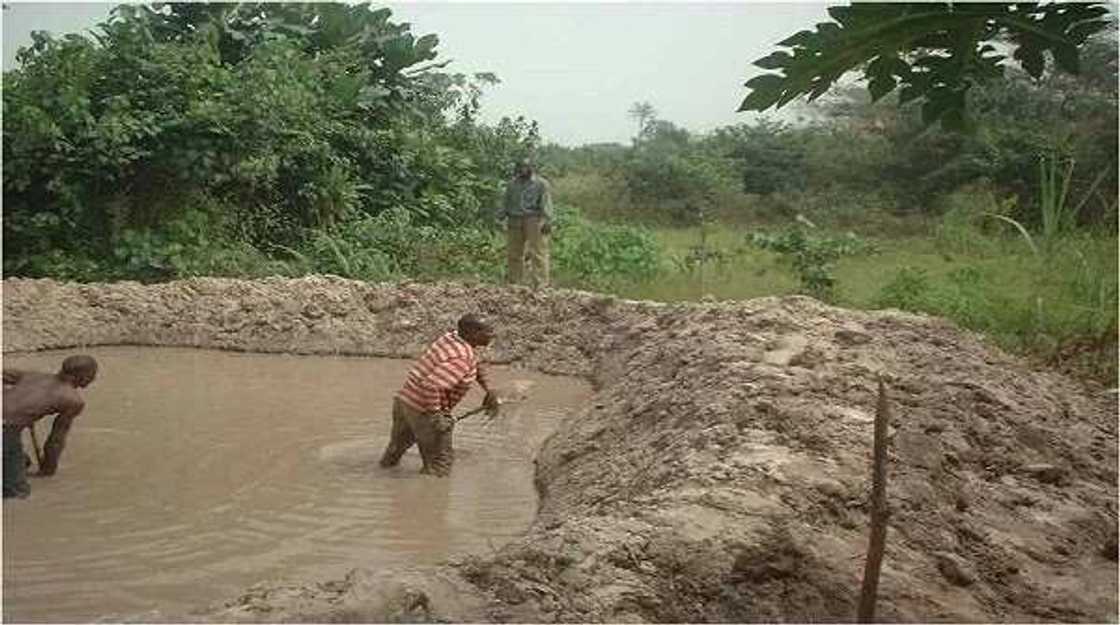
[3,276,1116,623]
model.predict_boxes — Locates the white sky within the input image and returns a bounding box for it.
[2,1,832,145]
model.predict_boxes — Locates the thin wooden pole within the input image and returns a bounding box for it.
[28,423,44,470]
[857,375,891,623]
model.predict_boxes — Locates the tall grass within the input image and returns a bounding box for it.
[589,216,1116,383]
[1039,155,1077,241]
[1038,155,1114,243]
[871,225,1117,382]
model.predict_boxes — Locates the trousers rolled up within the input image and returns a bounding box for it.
[506,215,550,288]
[379,398,455,477]
[3,426,31,499]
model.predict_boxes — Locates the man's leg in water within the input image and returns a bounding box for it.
[3,426,31,498]
[379,398,417,468]
[408,411,454,477]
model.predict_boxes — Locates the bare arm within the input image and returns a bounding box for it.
[539,180,553,223]
[2,369,28,386]
[500,182,516,220]
[476,362,492,393]
[476,363,499,411]
[38,397,84,476]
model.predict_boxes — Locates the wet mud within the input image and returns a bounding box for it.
[1,345,587,622]
[2,276,1116,623]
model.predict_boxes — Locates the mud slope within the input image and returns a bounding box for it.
[3,277,1116,623]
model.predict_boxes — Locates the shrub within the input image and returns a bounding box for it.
[932,183,1018,256]
[747,228,876,301]
[552,205,665,287]
[872,266,935,312]
[620,149,738,225]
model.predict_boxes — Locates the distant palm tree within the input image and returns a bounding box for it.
[628,101,656,144]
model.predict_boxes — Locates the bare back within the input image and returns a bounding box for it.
[2,372,82,428]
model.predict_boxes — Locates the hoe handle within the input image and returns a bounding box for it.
[28,423,44,470]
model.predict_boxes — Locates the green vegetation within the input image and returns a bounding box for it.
[738,2,1112,129]
[607,225,1116,382]
[1,3,655,288]
[2,2,1115,382]
[534,9,1118,382]
[746,227,877,301]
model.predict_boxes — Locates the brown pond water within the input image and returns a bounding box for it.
[1,347,590,623]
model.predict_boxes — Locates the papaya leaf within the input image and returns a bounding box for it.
[739,1,1111,131]
[755,51,794,70]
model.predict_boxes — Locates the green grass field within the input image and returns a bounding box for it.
[592,222,1117,382]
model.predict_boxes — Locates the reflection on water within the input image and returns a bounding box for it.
[2,347,589,623]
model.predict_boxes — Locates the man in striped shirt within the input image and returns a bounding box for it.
[379,314,498,476]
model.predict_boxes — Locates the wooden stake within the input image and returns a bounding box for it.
[28,423,44,471]
[858,375,891,623]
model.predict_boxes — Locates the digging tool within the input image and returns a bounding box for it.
[455,398,509,423]
[455,404,491,423]
[454,379,537,424]
[28,423,44,471]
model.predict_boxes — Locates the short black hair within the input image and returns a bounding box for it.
[458,313,492,336]
[61,355,98,378]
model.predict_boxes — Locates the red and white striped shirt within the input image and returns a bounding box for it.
[398,331,486,413]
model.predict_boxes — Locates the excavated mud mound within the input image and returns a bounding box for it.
[3,276,1117,623]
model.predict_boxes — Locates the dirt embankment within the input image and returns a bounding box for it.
[3,276,1116,623]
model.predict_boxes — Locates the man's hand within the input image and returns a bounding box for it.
[540,221,552,236]
[434,411,454,434]
[2,369,25,386]
[483,391,500,417]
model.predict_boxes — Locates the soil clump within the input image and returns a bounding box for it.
[3,276,1116,623]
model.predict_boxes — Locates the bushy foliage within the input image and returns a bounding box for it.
[746,228,876,300]
[708,120,806,195]
[609,120,740,225]
[874,232,1118,382]
[537,142,628,178]
[545,22,1115,231]
[621,151,736,223]
[292,208,505,282]
[874,265,1017,330]
[2,2,538,280]
[739,2,1112,129]
[551,205,665,287]
[284,204,666,288]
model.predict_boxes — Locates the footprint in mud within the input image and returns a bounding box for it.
[763,334,810,366]
[503,379,537,399]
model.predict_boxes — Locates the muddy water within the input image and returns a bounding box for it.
[1,347,590,623]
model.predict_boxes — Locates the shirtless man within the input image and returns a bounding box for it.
[3,355,98,498]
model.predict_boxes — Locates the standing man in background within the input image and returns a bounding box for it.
[500,159,553,288]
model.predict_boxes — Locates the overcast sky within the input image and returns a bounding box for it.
[2,1,831,145]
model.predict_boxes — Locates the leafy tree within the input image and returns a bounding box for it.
[739,2,1112,129]
[628,101,657,143]
[537,142,628,177]
[709,120,807,194]
[638,119,691,152]
[2,2,541,278]
[620,117,737,224]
